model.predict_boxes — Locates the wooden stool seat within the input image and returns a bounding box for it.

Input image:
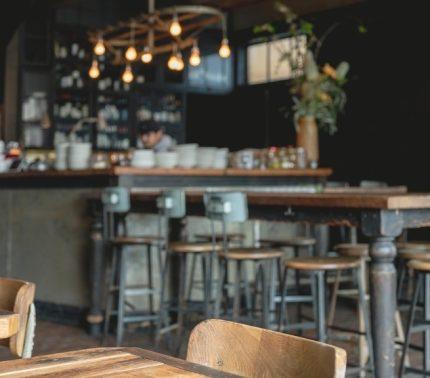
[397,242,430,253]
[111,235,162,245]
[259,236,316,247]
[194,233,245,242]
[286,257,361,271]
[335,243,369,257]
[170,242,222,253]
[407,259,430,272]
[219,248,283,260]
[399,250,430,261]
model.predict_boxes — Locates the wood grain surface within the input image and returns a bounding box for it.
[0,311,19,339]
[0,167,332,179]
[0,347,238,377]
[187,319,346,378]
[129,190,430,210]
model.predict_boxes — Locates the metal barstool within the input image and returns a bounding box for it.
[397,242,430,302]
[400,258,430,376]
[278,256,374,375]
[155,190,221,349]
[102,187,163,346]
[258,235,316,330]
[205,192,283,328]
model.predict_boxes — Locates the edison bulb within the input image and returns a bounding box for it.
[125,46,138,61]
[189,46,201,66]
[167,54,179,70]
[94,38,105,56]
[141,46,153,63]
[169,15,182,36]
[88,60,100,79]
[122,65,134,83]
[219,38,231,58]
[176,53,184,71]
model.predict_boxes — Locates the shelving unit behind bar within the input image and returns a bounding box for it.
[16,6,233,151]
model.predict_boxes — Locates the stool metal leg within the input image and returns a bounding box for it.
[261,261,269,328]
[400,273,422,376]
[202,254,210,318]
[327,270,341,327]
[356,266,374,373]
[233,261,242,321]
[176,253,187,352]
[186,253,197,301]
[278,267,288,331]
[315,271,326,342]
[146,244,154,319]
[242,262,252,315]
[155,250,171,345]
[116,249,126,346]
[102,246,117,345]
[215,259,226,318]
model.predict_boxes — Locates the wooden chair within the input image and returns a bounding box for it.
[187,319,347,378]
[0,278,36,358]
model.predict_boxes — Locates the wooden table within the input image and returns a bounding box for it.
[0,347,237,377]
[122,190,430,378]
[0,310,19,339]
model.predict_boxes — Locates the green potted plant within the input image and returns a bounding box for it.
[255,1,350,168]
[292,51,349,167]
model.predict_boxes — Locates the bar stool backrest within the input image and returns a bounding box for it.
[156,189,186,219]
[101,187,130,241]
[102,187,130,213]
[204,191,248,251]
[187,319,347,378]
[204,192,248,223]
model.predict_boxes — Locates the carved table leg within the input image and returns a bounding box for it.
[87,213,104,336]
[369,236,396,377]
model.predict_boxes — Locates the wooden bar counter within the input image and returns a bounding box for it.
[0,167,332,188]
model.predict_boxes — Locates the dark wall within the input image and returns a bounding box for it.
[187,1,429,190]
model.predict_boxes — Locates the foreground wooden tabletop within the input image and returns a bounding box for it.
[0,347,237,377]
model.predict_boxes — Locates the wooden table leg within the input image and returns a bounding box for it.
[87,215,104,336]
[369,236,396,377]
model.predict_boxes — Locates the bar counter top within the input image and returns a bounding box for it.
[0,167,332,188]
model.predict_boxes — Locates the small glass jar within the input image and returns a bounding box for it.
[296,147,307,169]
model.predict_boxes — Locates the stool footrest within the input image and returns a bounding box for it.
[410,320,430,333]
[280,321,316,332]
[404,366,430,376]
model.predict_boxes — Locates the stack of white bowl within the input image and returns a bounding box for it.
[155,151,178,168]
[68,142,92,170]
[176,144,198,168]
[197,147,217,168]
[213,148,229,169]
[55,142,69,170]
[131,149,155,168]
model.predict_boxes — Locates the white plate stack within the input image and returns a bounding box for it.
[131,149,155,168]
[55,143,69,170]
[197,147,217,168]
[155,151,178,168]
[68,143,92,170]
[176,144,198,168]
[213,148,229,169]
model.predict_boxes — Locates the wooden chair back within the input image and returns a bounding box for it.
[187,319,346,378]
[0,278,36,357]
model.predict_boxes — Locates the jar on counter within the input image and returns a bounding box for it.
[296,147,307,169]
[267,147,280,169]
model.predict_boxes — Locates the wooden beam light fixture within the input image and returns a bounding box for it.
[87,0,229,82]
